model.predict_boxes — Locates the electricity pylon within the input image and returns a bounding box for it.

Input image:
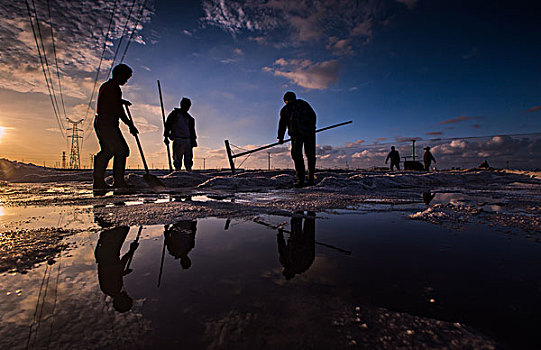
[67,118,83,169]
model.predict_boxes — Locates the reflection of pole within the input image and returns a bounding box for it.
[157,226,167,287]
[252,218,352,255]
[126,226,143,271]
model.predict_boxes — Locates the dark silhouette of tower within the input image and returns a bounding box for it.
[67,118,83,169]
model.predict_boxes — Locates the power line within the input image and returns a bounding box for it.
[82,0,120,140]
[24,0,66,139]
[46,0,67,120]
[120,0,148,63]
[105,0,139,80]
[31,0,65,132]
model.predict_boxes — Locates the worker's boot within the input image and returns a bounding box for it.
[93,154,111,195]
[293,158,306,188]
[307,157,316,186]
[113,157,134,194]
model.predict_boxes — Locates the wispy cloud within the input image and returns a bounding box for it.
[526,106,541,113]
[440,116,480,125]
[395,0,418,9]
[201,0,411,51]
[426,131,443,135]
[264,58,339,90]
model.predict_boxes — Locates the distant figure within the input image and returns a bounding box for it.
[93,64,138,195]
[164,98,197,171]
[164,220,197,269]
[422,191,436,205]
[277,212,316,280]
[385,146,401,171]
[94,226,138,313]
[479,160,490,169]
[423,146,436,171]
[277,91,317,187]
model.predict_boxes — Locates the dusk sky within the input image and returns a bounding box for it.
[0,0,539,170]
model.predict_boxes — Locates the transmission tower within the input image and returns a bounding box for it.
[67,118,83,169]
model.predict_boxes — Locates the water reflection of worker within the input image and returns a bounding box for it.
[164,220,197,269]
[94,226,138,313]
[277,212,316,280]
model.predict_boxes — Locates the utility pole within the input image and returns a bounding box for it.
[203,158,206,170]
[61,152,66,169]
[267,152,271,171]
[67,118,83,169]
[412,140,416,162]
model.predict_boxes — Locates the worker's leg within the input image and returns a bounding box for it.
[93,119,115,189]
[291,139,305,185]
[110,129,130,187]
[172,140,183,171]
[183,141,194,171]
[304,135,316,185]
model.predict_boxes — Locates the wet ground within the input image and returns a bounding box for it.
[1,204,540,349]
[0,168,540,349]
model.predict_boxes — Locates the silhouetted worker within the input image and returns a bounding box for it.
[278,91,317,187]
[94,226,138,313]
[164,98,197,171]
[277,212,316,280]
[93,64,138,195]
[385,146,400,171]
[423,146,436,171]
[164,220,197,269]
[422,191,436,205]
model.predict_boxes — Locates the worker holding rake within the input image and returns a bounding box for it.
[93,64,139,195]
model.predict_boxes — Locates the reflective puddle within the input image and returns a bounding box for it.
[0,212,540,349]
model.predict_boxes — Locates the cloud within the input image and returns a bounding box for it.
[526,106,541,113]
[426,131,443,135]
[440,116,480,125]
[345,139,365,147]
[201,0,401,51]
[327,37,353,56]
[0,1,153,99]
[264,58,339,90]
[395,0,418,9]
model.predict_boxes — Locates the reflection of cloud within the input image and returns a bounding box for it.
[264,59,339,90]
[440,116,480,125]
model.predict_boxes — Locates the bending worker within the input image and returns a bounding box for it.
[93,64,138,194]
[277,91,317,187]
[164,97,197,171]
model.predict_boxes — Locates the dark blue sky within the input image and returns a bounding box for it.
[1,0,539,168]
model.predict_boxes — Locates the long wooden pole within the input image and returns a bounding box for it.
[157,80,173,171]
[231,120,352,159]
[125,105,150,174]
